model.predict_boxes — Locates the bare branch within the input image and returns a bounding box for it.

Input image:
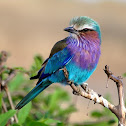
[1,70,17,87]
[2,99,7,113]
[63,65,126,126]
[4,86,18,123]
[70,81,117,115]
[0,51,18,124]
[104,65,126,126]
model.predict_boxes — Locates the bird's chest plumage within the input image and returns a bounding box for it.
[48,36,101,85]
[65,38,101,84]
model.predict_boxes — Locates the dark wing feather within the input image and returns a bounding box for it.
[30,38,68,81]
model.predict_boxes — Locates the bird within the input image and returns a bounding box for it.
[16,16,101,110]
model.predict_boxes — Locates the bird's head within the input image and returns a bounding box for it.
[64,16,101,44]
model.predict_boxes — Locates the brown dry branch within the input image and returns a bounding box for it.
[0,51,18,124]
[63,66,126,126]
[4,85,18,123]
[2,99,7,113]
[1,70,17,87]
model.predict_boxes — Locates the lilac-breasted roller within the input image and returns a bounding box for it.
[16,16,101,109]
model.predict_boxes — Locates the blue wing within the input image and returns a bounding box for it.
[31,38,71,82]
[16,38,73,110]
[15,48,73,110]
[40,47,73,80]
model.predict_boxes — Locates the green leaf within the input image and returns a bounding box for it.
[108,119,116,124]
[56,122,65,126]
[2,66,11,74]
[8,73,25,91]
[43,118,61,124]
[91,111,104,118]
[27,121,48,126]
[18,102,31,124]
[14,67,26,72]
[48,88,69,113]
[0,109,16,126]
[34,55,43,68]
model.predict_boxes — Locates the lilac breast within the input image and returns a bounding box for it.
[66,36,101,71]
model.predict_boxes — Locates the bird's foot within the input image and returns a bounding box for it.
[73,90,79,95]
[83,83,88,86]
[81,83,88,92]
[67,80,73,85]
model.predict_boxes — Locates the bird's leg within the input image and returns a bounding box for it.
[81,82,90,93]
[81,83,88,92]
[62,67,72,85]
[62,67,72,84]
[62,67,80,95]
[81,83,102,97]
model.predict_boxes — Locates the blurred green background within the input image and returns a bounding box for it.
[0,0,126,125]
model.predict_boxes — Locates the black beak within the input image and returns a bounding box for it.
[64,27,77,34]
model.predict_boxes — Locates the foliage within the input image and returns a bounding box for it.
[18,102,32,124]
[0,52,124,126]
[0,110,16,126]
[0,54,76,126]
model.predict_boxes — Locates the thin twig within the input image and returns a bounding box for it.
[1,70,16,87]
[0,67,5,75]
[0,51,18,124]
[4,85,18,123]
[104,65,126,126]
[2,99,7,113]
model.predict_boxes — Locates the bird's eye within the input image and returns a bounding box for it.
[79,28,93,32]
[83,28,89,32]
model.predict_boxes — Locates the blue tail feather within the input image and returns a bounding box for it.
[15,81,51,110]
